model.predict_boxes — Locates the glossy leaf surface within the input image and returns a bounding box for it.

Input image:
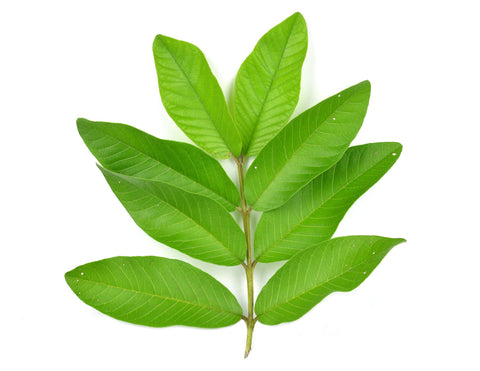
[153,35,241,158]
[233,12,308,156]
[255,236,405,325]
[255,142,402,262]
[245,81,371,211]
[77,118,239,211]
[100,167,246,266]
[65,256,243,328]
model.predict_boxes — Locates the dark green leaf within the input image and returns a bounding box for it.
[99,167,246,266]
[77,118,239,211]
[255,142,402,262]
[255,236,405,325]
[65,256,243,328]
[233,12,308,156]
[153,35,242,158]
[245,81,371,211]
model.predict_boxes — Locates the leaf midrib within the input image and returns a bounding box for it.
[256,147,396,260]
[74,276,242,318]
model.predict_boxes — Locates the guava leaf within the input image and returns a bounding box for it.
[255,142,402,262]
[65,256,243,328]
[99,167,246,266]
[153,35,241,158]
[233,12,307,156]
[255,236,405,325]
[245,81,371,211]
[77,118,239,211]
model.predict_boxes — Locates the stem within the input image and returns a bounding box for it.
[235,155,256,358]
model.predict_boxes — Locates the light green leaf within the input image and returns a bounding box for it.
[99,167,246,266]
[255,142,402,262]
[245,81,371,211]
[255,236,405,325]
[233,12,308,156]
[153,35,241,158]
[77,118,239,211]
[65,256,243,328]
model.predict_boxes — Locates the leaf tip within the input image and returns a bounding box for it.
[96,163,109,176]
[389,237,406,249]
[64,269,77,289]
[385,142,403,159]
[76,117,90,131]
[394,142,403,155]
[361,79,371,91]
[152,33,164,46]
[291,11,305,21]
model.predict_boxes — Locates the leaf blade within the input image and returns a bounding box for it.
[255,236,405,325]
[153,35,241,158]
[77,118,240,211]
[255,142,403,262]
[99,167,246,266]
[233,12,308,155]
[245,81,371,211]
[65,256,243,328]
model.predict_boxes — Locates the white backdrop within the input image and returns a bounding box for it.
[1,0,479,370]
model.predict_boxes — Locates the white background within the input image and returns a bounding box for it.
[1,0,479,369]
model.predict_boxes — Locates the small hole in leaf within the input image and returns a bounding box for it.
[254,166,258,169]
[392,153,397,156]
[118,181,121,184]
[123,263,126,266]
[372,252,376,255]
[338,94,341,97]
[76,279,79,282]
[332,117,336,121]
[80,272,84,275]
[363,272,367,275]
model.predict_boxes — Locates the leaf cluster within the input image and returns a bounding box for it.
[66,12,404,356]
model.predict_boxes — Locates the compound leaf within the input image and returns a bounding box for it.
[77,118,239,211]
[255,142,402,262]
[255,236,405,325]
[99,167,246,266]
[233,12,308,156]
[153,35,241,158]
[245,81,371,211]
[65,256,243,328]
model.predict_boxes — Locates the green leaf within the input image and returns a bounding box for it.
[99,167,246,266]
[77,118,239,211]
[255,236,405,325]
[245,81,371,211]
[255,142,402,262]
[233,12,308,156]
[65,256,243,328]
[153,35,242,158]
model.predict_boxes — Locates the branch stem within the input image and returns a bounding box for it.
[236,155,256,358]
